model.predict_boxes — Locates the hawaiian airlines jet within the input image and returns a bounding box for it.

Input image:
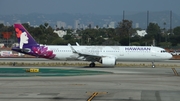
[12,24,172,67]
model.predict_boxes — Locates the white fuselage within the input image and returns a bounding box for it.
[46,45,172,62]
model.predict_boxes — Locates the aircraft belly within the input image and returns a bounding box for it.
[55,53,77,61]
[117,53,154,62]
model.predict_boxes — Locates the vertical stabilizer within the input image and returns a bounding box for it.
[14,24,38,49]
[12,24,56,59]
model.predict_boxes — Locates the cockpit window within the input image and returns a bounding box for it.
[161,50,167,53]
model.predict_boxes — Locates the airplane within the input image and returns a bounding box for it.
[12,23,172,68]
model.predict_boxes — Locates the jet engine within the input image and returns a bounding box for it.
[100,57,116,66]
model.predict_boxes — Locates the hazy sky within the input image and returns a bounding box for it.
[0,0,180,15]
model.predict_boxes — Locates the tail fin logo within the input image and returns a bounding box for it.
[15,28,29,49]
[13,24,56,59]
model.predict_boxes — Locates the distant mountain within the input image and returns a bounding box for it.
[0,11,179,29]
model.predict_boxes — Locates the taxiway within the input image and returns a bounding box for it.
[0,66,179,101]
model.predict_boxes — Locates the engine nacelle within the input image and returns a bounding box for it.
[100,57,116,66]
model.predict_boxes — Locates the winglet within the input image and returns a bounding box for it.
[68,43,77,53]
[76,42,80,46]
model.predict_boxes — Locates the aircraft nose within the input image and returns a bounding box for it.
[167,53,173,59]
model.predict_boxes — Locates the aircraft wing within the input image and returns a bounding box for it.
[78,53,102,61]
[68,43,102,61]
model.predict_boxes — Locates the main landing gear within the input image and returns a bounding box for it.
[89,62,95,67]
[152,61,155,68]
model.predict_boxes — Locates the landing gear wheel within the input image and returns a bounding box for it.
[89,62,95,67]
[152,61,155,68]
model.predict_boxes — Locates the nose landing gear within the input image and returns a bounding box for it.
[152,61,155,68]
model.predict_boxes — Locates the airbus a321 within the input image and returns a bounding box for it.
[12,24,172,67]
